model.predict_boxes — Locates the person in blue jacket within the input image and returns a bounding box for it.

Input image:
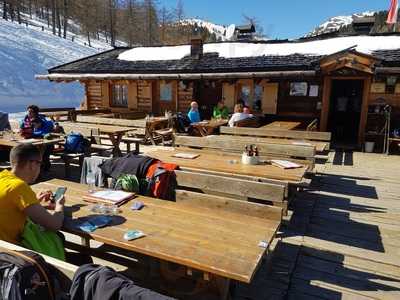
[187,101,201,123]
[20,105,54,138]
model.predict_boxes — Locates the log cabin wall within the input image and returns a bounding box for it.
[177,81,194,112]
[137,80,152,112]
[86,80,104,109]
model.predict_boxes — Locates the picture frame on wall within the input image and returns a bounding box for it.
[290,82,308,96]
[309,85,319,97]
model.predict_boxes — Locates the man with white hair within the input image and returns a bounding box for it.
[187,101,201,123]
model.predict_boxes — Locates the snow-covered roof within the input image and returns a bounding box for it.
[118,35,400,62]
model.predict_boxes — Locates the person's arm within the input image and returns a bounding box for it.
[213,107,218,118]
[228,114,236,127]
[24,197,65,231]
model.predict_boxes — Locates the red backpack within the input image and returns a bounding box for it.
[146,162,178,200]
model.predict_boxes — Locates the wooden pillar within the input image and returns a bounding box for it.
[358,77,372,146]
[320,76,332,131]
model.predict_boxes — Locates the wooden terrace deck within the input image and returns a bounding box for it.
[233,151,400,299]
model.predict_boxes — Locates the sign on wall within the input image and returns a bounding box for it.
[289,82,308,96]
[370,82,386,93]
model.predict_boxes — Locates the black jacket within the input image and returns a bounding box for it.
[100,153,156,179]
[70,264,175,300]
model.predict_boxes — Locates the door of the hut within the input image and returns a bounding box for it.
[194,81,222,120]
[327,79,364,145]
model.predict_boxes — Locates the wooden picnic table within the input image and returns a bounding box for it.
[60,122,133,156]
[0,136,64,148]
[147,148,307,183]
[31,179,278,297]
[192,119,228,136]
[261,121,302,130]
[207,134,327,152]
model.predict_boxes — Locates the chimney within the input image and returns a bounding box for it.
[190,38,203,59]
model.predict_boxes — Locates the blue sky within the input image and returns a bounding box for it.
[162,0,389,39]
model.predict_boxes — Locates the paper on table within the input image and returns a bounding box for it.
[270,160,302,169]
[173,152,200,159]
[17,139,38,143]
[89,190,134,202]
[292,141,312,146]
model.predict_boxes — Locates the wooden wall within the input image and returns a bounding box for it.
[86,80,104,109]
[137,80,152,112]
[277,80,322,117]
[177,81,194,112]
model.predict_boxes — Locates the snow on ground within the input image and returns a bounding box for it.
[118,35,400,61]
[0,17,110,114]
[306,11,376,37]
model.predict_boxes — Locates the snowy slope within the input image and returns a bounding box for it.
[306,11,376,37]
[179,18,236,41]
[0,17,110,113]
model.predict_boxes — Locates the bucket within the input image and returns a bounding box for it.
[364,141,375,153]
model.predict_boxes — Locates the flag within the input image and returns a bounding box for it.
[387,0,398,24]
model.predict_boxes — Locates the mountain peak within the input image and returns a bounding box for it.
[306,11,376,37]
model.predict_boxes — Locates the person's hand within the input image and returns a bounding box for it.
[37,190,53,203]
[55,196,65,206]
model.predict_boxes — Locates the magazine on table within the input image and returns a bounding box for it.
[270,160,303,169]
[83,190,135,206]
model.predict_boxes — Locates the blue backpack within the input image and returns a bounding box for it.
[64,133,88,153]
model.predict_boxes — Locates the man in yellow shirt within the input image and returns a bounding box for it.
[0,143,65,244]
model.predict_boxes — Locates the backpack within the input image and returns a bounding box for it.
[174,113,192,133]
[145,162,178,200]
[0,250,71,300]
[64,133,89,153]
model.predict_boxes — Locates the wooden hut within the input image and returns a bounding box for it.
[37,34,400,148]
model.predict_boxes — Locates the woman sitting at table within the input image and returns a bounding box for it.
[187,101,201,123]
[228,104,252,127]
[20,105,54,138]
[213,98,229,119]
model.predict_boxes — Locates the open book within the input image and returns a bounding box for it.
[270,160,303,169]
[83,190,134,206]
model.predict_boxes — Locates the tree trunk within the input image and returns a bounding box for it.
[3,1,7,20]
[16,1,21,24]
[56,2,62,37]
[87,31,91,47]
[51,0,56,35]
[109,0,115,47]
[63,0,68,38]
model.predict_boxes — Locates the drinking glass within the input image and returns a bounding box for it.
[86,170,96,193]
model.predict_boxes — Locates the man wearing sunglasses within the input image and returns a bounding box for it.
[0,143,65,245]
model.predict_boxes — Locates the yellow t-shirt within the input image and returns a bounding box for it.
[0,170,39,244]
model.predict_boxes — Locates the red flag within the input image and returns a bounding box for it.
[387,0,398,24]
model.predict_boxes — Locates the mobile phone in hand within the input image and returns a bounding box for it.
[52,187,67,203]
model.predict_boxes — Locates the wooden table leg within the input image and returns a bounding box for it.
[108,133,123,157]
[215,276,231,300]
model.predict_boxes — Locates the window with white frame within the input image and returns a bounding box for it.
[160,82,173,101]
[111,84,128,107]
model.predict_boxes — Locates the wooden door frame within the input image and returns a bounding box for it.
[320,75,372,146]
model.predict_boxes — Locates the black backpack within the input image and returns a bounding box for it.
[0,250,71,300]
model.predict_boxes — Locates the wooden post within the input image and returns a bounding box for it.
[358,77,372,146]
[320,76,331,131]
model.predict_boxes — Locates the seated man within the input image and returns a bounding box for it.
[187,101,201,123]
[0,143,65,245]
[213,99,229,119]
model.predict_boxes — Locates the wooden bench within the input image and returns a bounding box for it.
[175,170,287,210]
[220,126,331,151]
[173,134,316,171]
[0,240,77,280]
[120,137,142,154]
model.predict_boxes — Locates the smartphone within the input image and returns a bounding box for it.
[52,187,67,203]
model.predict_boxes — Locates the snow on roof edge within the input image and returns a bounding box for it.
[117,35,400,62]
